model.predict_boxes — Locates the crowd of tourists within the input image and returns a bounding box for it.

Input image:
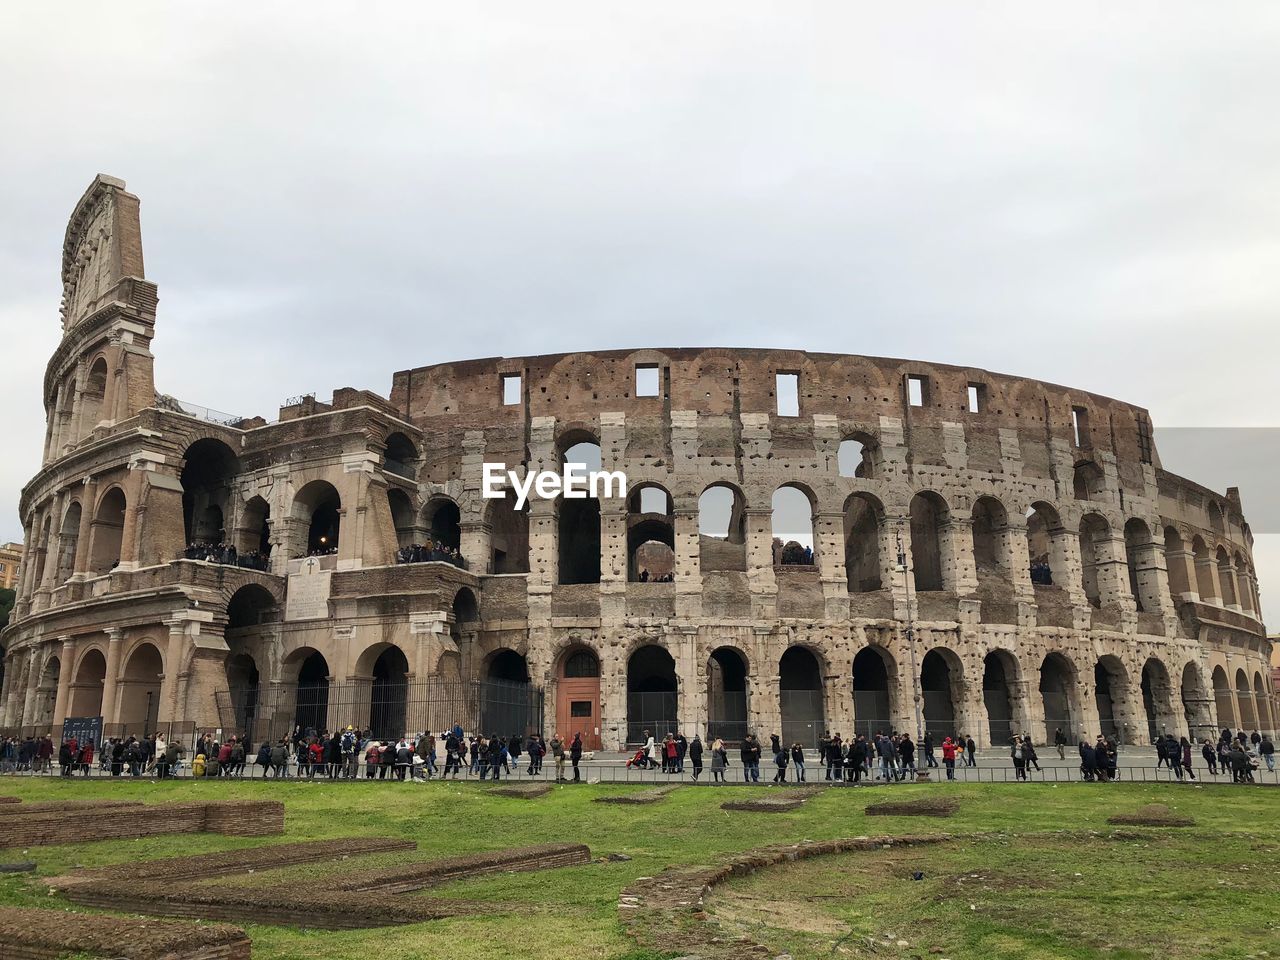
[0,725,1274,784]
[395,540,465,567]
[184,541,270,571]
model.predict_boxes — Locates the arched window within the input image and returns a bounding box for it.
[698,483,746,573]
[1124,518,1159,612]
[1026,502,1066,588]
[1073,461,1104,501]
[628,484,674,582]
[180,439,239,545]
[388,489,416,550]
[771,484,815,566]
[56,502,82,581]
[1216,547,1238,607]
[1163,527,1190,598]
[908,491,949,591]
[383,432,418,480]
[487,490,529,574]
[89,487,127,575]
[971,496,1010,577]
[843,492,883,592]
[292,481,341,556]
[558,437,602,585]
[1078,513,1110,608]
[837,435,877,479]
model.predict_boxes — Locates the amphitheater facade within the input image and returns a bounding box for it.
[1,174,1274,751]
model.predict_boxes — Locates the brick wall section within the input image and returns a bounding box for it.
[0,799,142,817]
[0,800,283,848]
[0,906,250,960]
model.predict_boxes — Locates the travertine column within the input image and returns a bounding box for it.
[99,629,125,725]
[72,479,98,576]
[673,502,701,619]
[51,637,76,728]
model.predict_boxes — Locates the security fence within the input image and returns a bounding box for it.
[220,677,543,743]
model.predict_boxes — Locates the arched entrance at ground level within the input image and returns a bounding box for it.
[1040,654,1077,744]
[225,653,260,737]
[1235,669,1257,730]
[1094,657,1128,743]
[556,647,601,750]
[780,647,825,749]
[1211,666,1235,731]
[982,652,1017,746]
[851,646,894,739]
[706,647,749,743]
[1141,659,1178,741]
[368,645,409,740]
[1180,662,1210,739]
[920,649,960,742]
[482,649,537,739]
[626,645,677,744]
[117,643,163,734]
[33,657,61,729]
[291,650,330,735]
[68,649,107,719]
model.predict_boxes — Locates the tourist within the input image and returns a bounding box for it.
[58,739,73,777]
[642,730,657,770]
[899,733,916,778]
[78,740,94,776]
[965,735,977,767]
[674,732,688,773]
[165,738,185,778]
[1228,742,1252,783]
[771,742,788,784]
[790,742,805,782]
[1011,736,1028,781]
[507,734,522,775]
[1025,736,1041,773]
[847,735,869,784]
[1155,736,1168,768]
[941,736,958,781]
[741,734,762,783]
[662,734,676,773]
[825,733,843,781]
[398,738,416,781]
[1180,737,1196,781]
[526,734,544,776]
[689,734,704,781]
[1201,738,1218,776]
[1079,740,1097,781]
[1054,727,1067,760]
[711,737,728,783]
[551,734,566,782]
[923,731,937,768]
[570,732,583,782]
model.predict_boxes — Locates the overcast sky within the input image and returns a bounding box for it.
[1,4,1276,617]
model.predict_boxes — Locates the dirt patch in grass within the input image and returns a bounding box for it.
[491,783,553,799]
[865,796,958,818]
[721,791,808,813]
[594,785,679,805]
[1107,803,1196,827]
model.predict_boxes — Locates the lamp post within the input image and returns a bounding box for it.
[895,523,924,744]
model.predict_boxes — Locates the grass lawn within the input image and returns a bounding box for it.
[0,776,1274,959]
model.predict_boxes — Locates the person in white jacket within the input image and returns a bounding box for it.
[644,730,658,770]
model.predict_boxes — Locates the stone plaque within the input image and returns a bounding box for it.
[286,565,332,621]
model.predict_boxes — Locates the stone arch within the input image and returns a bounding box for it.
[1192,536,1216,601]
[284,647,330,735]
[117,641,163,733]
[1140,657,1178,741]
[1234,552,1255,614]
[779,646,825,749]
[1216,547,1238,607]
[292,480,341,556]
[1253,672,1272,734]
[89,486,127,575]
[226,583,279,631]
[1207,500,1225,535]
[908,490,950,591]
[486,489,529,574]
[1094,655,1134,743]
[387,488,416,550]
[1039,652,1079,743]
[1163,526,1190,598]
[56,500,82,581]
[1235,668,1256,729]
[383,431,418,480]
[706,645,750,743]
[422,496,461,552]
[557,436,602,585]
[359,643,409,740]
[237,495,271,559]
[180,438,239,544]
[626,643,678,743]
[699,482,747,573]
[1211,665,1235,730]
[921,647,963,741]
[852,644,898,738]
[1078,512,1111,608]
[1180,661,1211,740]
[971,495,1011,577]
[452,586,479,626]
[1026,501,1068,588]
[80,355,109,433]
[627,483,674,582]
[1073,461,1104,501]
[1124,518,1160,612]
[982,649,1020,745]
[837,432,878,479]
[772,483,816,565]
[225,652,261,736]
[843,492,884,593]
[556,644,602,748]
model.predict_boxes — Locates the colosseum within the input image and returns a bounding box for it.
[1,174,1274,752]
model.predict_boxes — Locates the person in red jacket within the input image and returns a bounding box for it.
[941,736,958,781]
[217,740,233,779]
[308,739,324,778]
[78,741,95,776]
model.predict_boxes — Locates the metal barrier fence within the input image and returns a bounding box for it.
[6,755,1275,786]
[221,677,544,744]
